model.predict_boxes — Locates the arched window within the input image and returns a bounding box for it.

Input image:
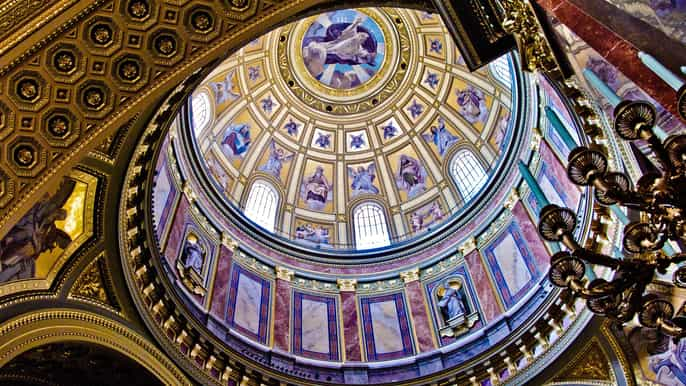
[450,149,488,202]
[244,180,279,232]
[191,93,211,135]
[489,54,512,89]
[353,202,391,250]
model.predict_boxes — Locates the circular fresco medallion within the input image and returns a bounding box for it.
[300,9,386,90]
[276,8,410,115]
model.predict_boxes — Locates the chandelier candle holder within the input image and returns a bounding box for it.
[637,52,686,121]
[537,96,686,338]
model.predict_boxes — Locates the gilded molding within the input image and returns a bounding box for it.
[275,266,294,282]
[400,268,420,283]
[336,278,357,292]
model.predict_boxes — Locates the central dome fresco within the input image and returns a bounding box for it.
[187,7,518,251]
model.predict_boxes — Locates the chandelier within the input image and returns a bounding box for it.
[537,99,686,337]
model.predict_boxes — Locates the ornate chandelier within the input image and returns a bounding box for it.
[537,99,686,337]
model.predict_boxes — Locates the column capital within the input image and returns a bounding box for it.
[399,268,420,283]
[221,232,239,251]
[504,188,520,210]
[275,266,294,282]
[458,237,477,256]
[337,278,357,292]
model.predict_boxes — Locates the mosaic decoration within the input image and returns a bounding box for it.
[301,9,385,90]
[188,7,517,249]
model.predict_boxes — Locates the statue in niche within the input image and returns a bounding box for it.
[436,278,479,338]
[175,232,207,296]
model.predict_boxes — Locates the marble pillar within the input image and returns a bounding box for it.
[400,269,436,352]
[338,279,362,361]
[535,0,684,122]
[273,267,293,352]
[209,244,234,320]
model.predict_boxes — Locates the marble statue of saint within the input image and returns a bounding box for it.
[183,236,204,273]
[438,280,466,322]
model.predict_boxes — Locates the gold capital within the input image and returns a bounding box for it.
[275,266,294,282]
[337,278,357,292]
[400,268,420,283]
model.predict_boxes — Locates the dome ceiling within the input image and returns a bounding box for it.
[189,7,516,249]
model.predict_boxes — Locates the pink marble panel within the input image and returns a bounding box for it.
[465,249,502,322]
[273,279,291,351]
[405,280,436,352]
[163,196,191,273]
[341,291,362,361]
[512,202,552,270]
[209,245,233,320]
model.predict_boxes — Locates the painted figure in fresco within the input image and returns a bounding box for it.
[349,134,365,149]
[410,202,445,232]
[259,141,294,180]
[295,223,330,245]
[438,280,467,322]
[301,166,332,210]
[205,153,232,193]
[422,117,458,156]
[0,179,75,283]
[395,155,427,199]
[182,235,204,274]
[456,85,488,125]
[221,123,251,158]
[628,326,686,385]
[492,111,510,149]
[382,121,398,139]
[315,133,331,149]
[410,211,427,233]
[348,164,379,196]
[302,15,378,88]
[210,69,240,105]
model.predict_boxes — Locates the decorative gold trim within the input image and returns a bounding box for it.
[0,308,191,385]
[337,278,357,292]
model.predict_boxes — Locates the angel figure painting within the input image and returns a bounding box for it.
[455,85,489,126]
[422,117,458,157]
[258,141,294,181]
[294,223,331,246]
[348,163,379,196]
[0,179,76,283]
[301,9,385,89]
[300,166,333,211]
[221,123,251,158]
[210,69,240,105]
[395,154,427,199]
[409,201,446,233]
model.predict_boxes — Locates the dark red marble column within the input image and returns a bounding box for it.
[272,267,293,352]
[338,279,362,362]
[536,0,684,122]
[401,269,436,353]
[209,244,234,320]
[464,248,502,322]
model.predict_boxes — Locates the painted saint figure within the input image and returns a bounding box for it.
[259,141,294,180]
[295,223,330,245]
[456,85,488,125]
[301,166,332,210]
[210,69,240,105]
[395,154,427,199]
[348,164,379,196]
[422,117,458,156]
[302,12,380,89]
[0,179,75,283]
[221,123,251,158]
[438,280,467,322]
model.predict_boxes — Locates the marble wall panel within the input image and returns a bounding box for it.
[226,265,270,344]
[360,293,414,361]
[273,279,291,351]
[341,291,362,361]
[512,202,552,269]
[209,245,234,320]
[482,222,540,308]
[152,154,178,244]
[292,292,339,361]
[527,141,582,214]
[404,280,436,352]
